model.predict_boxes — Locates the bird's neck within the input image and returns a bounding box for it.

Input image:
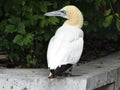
[66,19,83,28]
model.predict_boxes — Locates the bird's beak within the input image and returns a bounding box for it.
[44,10,69,19]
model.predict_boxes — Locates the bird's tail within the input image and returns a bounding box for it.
[48,64,72,79]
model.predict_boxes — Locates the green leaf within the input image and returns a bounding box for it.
[17,22,26,34]
[22,0,26,6]
[39,1,52,12]
[5,24,16,33]
[84,21,89,26]
[115,13,120,18]
[104,9,111,16]
[8,17,21,24]
[103,15,113,27]
[30,15,40,25]
[23,33,33,45]
[116,19,120,31]
[40,18,49,27]
[48,17,59,25]
[0,20,7,31]
[95,0,102,10]
[13,35,23,46]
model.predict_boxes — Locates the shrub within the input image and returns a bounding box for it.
[0,0,119,68]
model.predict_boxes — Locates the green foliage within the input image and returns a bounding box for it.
[13,33,33,46]
[77,0,120,40]
[0,0,120,68]
[116,19,120,31]
[103,15,113,27]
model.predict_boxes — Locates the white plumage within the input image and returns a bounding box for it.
[47,24,83,69]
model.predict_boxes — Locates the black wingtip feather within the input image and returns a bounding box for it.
[49,64,73,79]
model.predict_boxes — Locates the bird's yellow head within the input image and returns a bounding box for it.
[44,5,84,28]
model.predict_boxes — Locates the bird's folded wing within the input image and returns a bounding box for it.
[47,36,83,69]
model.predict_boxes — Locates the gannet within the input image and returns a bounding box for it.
[44,5,84,79]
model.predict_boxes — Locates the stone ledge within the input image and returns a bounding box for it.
[0,52,120,90]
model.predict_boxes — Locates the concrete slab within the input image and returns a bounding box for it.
[0,69,87,90]
[0,52,120,90]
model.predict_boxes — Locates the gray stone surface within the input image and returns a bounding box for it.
[0,52,120,90]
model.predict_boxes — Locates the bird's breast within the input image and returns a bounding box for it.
[54,25,83,42]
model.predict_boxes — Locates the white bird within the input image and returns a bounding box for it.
[44,5,84,79]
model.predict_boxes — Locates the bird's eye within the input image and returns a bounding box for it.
[60,10,66,14]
